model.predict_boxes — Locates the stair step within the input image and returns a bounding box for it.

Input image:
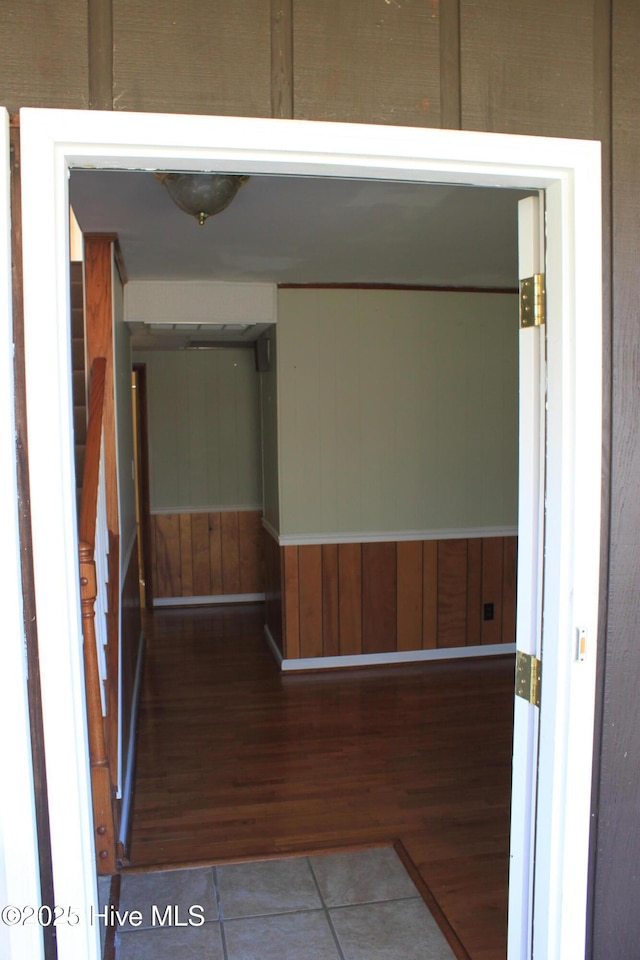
[71,338,85,371]
[75,444,86,484]
[73,405,87,444]
[72,370,86,406]
[71,306,84,338]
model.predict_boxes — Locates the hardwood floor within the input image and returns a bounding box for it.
[128,604,515,960]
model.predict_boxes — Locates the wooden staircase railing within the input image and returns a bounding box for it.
[78,356,117,875]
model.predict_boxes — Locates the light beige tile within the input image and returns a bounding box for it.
[216,857,321,918]
[330,899,456,960]
[224,911,341,960]
[116,921,224,960]
[118,866,216,929]
[309,847,419,906]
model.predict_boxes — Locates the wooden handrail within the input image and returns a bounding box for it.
[77,356,116,873]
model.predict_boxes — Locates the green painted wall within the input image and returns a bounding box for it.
[133,347,262,511]
[276,288,518,537]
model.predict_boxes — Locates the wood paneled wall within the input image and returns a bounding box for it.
[273,535,516,661]
[151,509,264,601]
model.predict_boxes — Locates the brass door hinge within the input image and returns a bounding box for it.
[520,274,546,328]
[516,651,541,707]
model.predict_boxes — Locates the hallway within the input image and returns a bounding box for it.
[127,605,515,960]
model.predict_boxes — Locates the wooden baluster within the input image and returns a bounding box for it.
[79,539,116,875]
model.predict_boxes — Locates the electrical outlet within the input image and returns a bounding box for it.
[483,602,495,621]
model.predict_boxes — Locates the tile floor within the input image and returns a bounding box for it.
[110,846,457,960]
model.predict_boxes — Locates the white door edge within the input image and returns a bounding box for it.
[507,194,546,958]
[18,109,602,960]
[0,108,45,960]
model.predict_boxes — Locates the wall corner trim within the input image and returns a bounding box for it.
[264,624,284,667]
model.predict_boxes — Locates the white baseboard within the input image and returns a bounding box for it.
[280,643,516,672]
[263,624,283,666]
[153,593,265,607]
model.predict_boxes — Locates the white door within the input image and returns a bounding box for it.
[0,108,45,960]
[507,195,546,957]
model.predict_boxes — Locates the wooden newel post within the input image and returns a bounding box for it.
[79,539,116,874]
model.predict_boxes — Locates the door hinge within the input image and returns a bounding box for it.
[516,651,542,707]
[520,274,546,328]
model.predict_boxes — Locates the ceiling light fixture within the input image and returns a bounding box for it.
[155,172,249,225]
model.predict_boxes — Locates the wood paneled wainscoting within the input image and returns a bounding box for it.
[151,509,264,605]
[264,528,517,665]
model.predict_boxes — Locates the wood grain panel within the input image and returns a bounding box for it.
[481,538,503,645]
[338,543,362,656]
[220,512,241,595]
[293,0,441,127]
[282,546,300,659]
[321,544,340,658]
[191,513,211,597]
[460,0,595,138]
[501,536,517,644]
[0,0,88,109]
[592,3,639,952]
[154,514,181,597]
[423,540,438,649]
[298,545,323,658]
[362,543,397,654]
[179,513,193,597]
[397,541,423,652]
[466,538,482,646]
[278,535,516,658]
[437,540,468,648]
[238,510,263,594]
[150,511,264,599]
[208,513,223,596]
[113,0,271,116]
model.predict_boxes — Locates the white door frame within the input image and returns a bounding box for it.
[0,110,45,960]
[18,108,602,960]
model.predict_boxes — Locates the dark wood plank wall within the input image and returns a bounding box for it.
[4,0,634,954]
[275,535,517,660]
[151,510,264,600]
[590,2,639,954]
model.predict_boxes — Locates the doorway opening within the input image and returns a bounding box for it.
[18,110,602,960]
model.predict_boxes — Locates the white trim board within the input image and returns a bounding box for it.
[18,109,601,960]
[153,592,265,607]
[261,517,518,545]
[274,526,518,546]
[264,624,283,667]
[281,643,516,672]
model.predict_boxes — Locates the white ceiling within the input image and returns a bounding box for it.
[69,170,528,288]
